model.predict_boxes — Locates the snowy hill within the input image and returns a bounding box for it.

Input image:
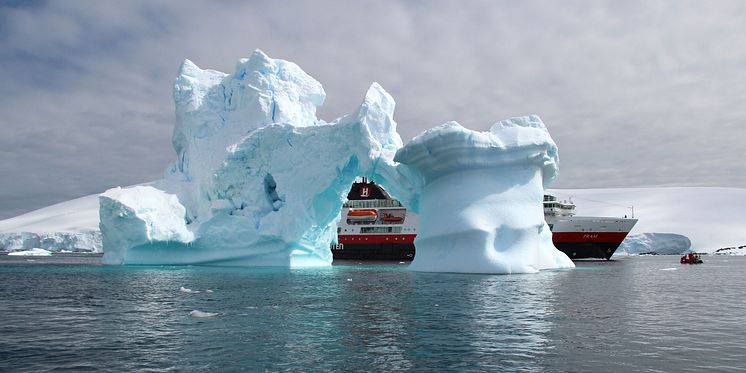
[0,194,99,233]
[0,194,101,253]
[1,187,745,254]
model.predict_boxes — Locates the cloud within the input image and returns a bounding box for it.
[1,0,745,218]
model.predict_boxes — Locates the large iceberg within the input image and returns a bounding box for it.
[396,118,574,273]
[101,50,415,266]
[99,50,572,274]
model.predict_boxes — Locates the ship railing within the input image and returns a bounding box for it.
[343,199,403,209]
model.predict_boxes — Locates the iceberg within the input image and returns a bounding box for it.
[7,248,52,256]
[617,233,692,255]
[98,49,572,274]
[396,118,574,273]
[4,184,744,259]
[100,50,413,266]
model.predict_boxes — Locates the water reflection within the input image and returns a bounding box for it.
[335,267,416,371]
[4,256,746,372]
[540,260,635,371]
[406,271,558,371]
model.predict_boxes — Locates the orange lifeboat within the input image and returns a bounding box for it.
[347,209,378,222]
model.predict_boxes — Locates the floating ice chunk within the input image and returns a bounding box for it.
[8,248,52,256]
[189,310,218,318]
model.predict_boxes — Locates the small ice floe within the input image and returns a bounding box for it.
[180,286,200,293]
[659,267,678,271]
[189,310,218,318]
[8,248,52,256]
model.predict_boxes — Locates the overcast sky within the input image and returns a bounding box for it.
[1,0,745,219]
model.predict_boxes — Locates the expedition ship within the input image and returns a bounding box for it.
[332,180,637,260]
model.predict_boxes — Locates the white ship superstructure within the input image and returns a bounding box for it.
[334,182,637,260]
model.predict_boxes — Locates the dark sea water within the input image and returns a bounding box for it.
[1,254,745,372]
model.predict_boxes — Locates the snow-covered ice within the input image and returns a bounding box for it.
[618,233,691,255]
[6,186,741,257]
[0,194,101,253]
[397,117,574,273]
[99,50,414,267]
[714,247,746,256]
[95,50,571,273]
[7,248,52,256]
[3,50,744,268]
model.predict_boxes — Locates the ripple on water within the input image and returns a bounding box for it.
[1,255,746,371]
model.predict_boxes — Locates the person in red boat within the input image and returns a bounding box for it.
[680,252,703,264]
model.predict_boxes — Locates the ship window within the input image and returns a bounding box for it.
[361,227,403,234]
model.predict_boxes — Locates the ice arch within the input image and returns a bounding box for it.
[100,50,418,266]
[99,50,572,273]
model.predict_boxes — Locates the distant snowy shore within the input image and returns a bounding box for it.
[0,193,102,253]
[6,248,52,256]
[1,186,745,255]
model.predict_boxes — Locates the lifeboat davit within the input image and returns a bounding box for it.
[347,209,378,222]
[680,252,703,264]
